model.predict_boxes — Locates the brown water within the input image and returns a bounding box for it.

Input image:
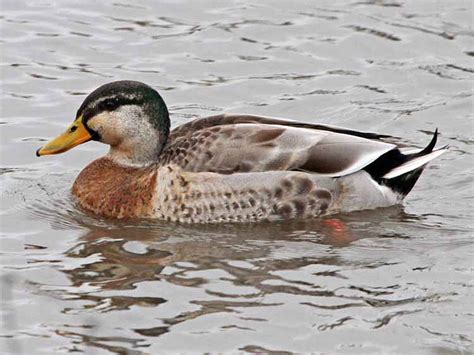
[1,0,473,353]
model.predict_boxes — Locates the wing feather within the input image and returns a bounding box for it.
[161,114,396,177]
[169,113,391,141]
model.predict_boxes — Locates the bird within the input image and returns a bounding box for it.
[36,80,447,223]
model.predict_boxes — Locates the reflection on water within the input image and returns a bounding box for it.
[1,0,473,353]
[6,197,467,353]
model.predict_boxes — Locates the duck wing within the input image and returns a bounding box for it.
[161,114,396,177]
[169,113,391,141]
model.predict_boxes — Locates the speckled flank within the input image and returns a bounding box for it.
[152,165,337,223]
[72,158,157,218]
[70,157,403,223]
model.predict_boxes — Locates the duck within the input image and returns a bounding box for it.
[36,80,447,223]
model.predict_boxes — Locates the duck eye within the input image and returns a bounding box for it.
[101,98,119,111]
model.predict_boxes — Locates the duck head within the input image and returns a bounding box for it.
[36,80,170,166]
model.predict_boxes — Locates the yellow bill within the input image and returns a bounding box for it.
[36,115,92,156]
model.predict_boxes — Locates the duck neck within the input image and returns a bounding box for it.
[107,129,168,167]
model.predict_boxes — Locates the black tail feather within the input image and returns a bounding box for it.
[381,167,425,197]
[364,129,440,197]
[414,128,437,158]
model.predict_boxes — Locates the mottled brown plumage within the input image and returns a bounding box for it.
[160,114,395,175]
[72,157,337,222]
[73,158,158,218]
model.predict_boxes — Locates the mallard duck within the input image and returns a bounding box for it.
[36,80,446,223]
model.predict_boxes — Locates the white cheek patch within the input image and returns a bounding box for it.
[87,112,121,144]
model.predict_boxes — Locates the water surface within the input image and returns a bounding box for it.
[1,0,473,353]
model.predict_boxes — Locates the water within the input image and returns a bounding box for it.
[1,0,473,353]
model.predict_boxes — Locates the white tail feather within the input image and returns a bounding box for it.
[399,147,422,155]
[382,147,447,179]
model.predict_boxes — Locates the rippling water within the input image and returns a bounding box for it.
[1,0,473,353]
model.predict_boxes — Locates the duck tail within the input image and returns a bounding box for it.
[380,129,448,197]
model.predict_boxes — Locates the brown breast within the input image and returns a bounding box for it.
[72,158,157,218]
